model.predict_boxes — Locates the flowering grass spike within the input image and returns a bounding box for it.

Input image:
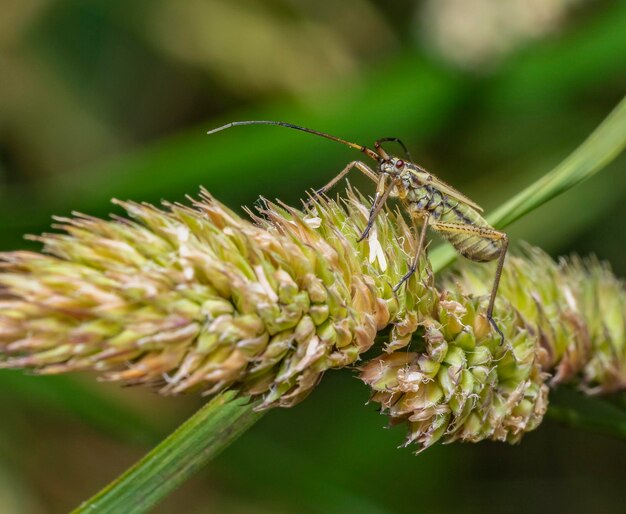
[0,189,435,409]
[0,188,624,453]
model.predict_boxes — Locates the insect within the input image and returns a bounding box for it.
[207,121,508,341]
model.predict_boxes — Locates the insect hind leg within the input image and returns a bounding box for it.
[429,220,509,344]
[487,316,505,345]
[486,235,509,345]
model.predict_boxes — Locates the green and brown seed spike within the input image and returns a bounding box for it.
[0,189,436,409]
[0,188,624,453]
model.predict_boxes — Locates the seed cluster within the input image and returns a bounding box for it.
[361,290,549,451]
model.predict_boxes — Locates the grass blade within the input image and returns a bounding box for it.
[430,94,626,270]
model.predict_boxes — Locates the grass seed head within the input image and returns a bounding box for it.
[0,188,436,409]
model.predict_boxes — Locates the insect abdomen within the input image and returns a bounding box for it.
[441,229,500,262]
[438,203,501,262]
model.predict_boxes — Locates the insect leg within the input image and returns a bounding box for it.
[312,160,378,198]
[393,213,430,292]
[357,175,393,242]
[486,234,509,324]
[429,221,508,343]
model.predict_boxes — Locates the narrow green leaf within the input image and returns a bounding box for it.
[430,94,626,270]
[72,392,263,514]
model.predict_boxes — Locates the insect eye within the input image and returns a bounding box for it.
[395,159,405,169]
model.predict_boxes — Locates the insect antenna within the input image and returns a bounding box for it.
[207,120,381,162]
[375,137,412,161]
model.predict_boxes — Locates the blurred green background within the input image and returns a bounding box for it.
[1,0,625,512]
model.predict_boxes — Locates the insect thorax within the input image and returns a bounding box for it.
[403,183,446,218]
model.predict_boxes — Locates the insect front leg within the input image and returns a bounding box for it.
[357,174,392,242]
[429,221,509,344]
[393,212,430,292]
[311,160,378,200]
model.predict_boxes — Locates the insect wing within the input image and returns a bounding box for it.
[406,165,483,212]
